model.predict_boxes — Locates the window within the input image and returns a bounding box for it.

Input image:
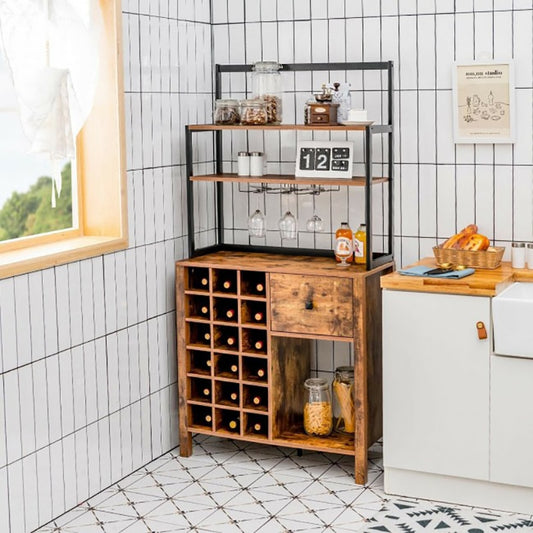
[0,0,127,278]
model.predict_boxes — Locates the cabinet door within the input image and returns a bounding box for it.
[383,290,490,481]
[491,355,533,487]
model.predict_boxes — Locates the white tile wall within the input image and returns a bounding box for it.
[2,1,532,530]
[211,0,533,269]
[0,2,211,531]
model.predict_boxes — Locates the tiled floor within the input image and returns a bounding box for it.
[35,436,530,533]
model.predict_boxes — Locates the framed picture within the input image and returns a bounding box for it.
[452,61,515,144]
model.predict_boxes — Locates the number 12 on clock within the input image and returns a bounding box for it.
[295,141,353,179]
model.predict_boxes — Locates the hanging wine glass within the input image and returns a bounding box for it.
[279,188,297,240]
[248,188,266,238]
[306,186,325,232]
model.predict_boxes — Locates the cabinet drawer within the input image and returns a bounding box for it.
[270,274,353,337]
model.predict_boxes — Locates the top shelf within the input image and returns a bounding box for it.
[188,124,392,133]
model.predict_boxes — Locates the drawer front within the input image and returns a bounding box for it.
[270,274,353,337]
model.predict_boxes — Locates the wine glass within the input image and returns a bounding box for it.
[306,186,325,232]
[279,210,297,240]
[248,190,266,238]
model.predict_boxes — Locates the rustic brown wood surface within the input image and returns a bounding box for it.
[175,252,394,484]
[190,174,388,187]
[380,258,533,296]
[270,336,311,437]
[189,123,376,131]
[270,273,354,338]
[176,265,193,456]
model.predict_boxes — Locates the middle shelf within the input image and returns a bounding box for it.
[190,173,389,187]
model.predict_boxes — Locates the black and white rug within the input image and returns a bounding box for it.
[358,498,533,532]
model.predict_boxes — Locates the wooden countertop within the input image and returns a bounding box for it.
[177,251,393,278]
[381,257,533,297]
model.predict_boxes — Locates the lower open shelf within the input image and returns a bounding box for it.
[186,426,355,456]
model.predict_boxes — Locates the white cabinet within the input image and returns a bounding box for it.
[491,354,533,488]
[383,290,490,481]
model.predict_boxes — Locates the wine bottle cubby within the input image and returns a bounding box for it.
[188,350,212,375]
[189,377,212,403]
[177,252,392,485]
[187,267,210,291]
[216,408,241,434]
[244,413,268,438]
[241,300,267,326]
[241,328,267,354]
[243,384,268,412]
[213,269,238,294]
[215,381,240,407]
[242,356,268,383]
[213,297,239,323]
[187,323,212,348]
[214,353,240,378]
[186,294,211,320]
[214,325,239,351]
[189,404,213,429]
[241,271,266,297]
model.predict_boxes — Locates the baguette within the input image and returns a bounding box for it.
[457,233,490,251]
[442,224,478,249]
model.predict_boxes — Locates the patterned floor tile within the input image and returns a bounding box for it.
[35,435,531,533]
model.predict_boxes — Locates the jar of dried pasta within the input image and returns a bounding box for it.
[303,378,332,437]
[332,366,355,434]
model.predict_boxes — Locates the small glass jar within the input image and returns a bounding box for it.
[303,378,332,437]
[252,61,282,124]
[332,366,355,434]
[214,99,240,125]
[240,99,268,125]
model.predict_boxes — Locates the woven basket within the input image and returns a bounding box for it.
[433,246,505,269]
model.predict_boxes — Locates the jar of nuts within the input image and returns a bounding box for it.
[240,99,268,125]
[303,378,333,437]
[214,99,240,125]
[252,61,282,124]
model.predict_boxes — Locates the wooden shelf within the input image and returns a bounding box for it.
[274,428,355,455]
[188,123,385,131]
[190,173,388,187]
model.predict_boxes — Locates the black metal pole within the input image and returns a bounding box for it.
[387,61,394,260]
[365,126,373,271]
[185,126,195,258]
[215,65,224,246]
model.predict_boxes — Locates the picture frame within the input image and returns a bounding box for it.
[452,61,515,144]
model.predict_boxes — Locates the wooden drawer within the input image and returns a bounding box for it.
[270,273,353,338]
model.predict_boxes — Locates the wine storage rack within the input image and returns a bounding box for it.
[177,252,393,484]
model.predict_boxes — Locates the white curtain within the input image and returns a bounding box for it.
[0,0,101,205]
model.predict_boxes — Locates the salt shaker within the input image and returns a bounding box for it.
[511,242,526,269]
[249,152,264,177]
[237,151,250,176]
[527,244,533,270]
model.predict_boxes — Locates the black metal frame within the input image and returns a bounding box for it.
[185,61,394,271]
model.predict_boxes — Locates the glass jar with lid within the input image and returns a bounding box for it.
[332,366,355,434]
[240,99,268,125]
[252,61,282,124]
[214,99,240,125]
[303,378,333,437]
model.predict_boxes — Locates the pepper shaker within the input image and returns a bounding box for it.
[511,242,526,269]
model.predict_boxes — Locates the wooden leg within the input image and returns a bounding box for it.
[355,445,368,485]
[179,431,193,457]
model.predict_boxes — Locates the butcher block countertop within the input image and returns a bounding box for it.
[381,257,533,297]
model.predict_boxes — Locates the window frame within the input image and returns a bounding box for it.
[0,0,127,278]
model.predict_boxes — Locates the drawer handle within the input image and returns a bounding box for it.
[305,299,314,310]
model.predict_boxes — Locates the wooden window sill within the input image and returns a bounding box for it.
[0,235,128,279]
